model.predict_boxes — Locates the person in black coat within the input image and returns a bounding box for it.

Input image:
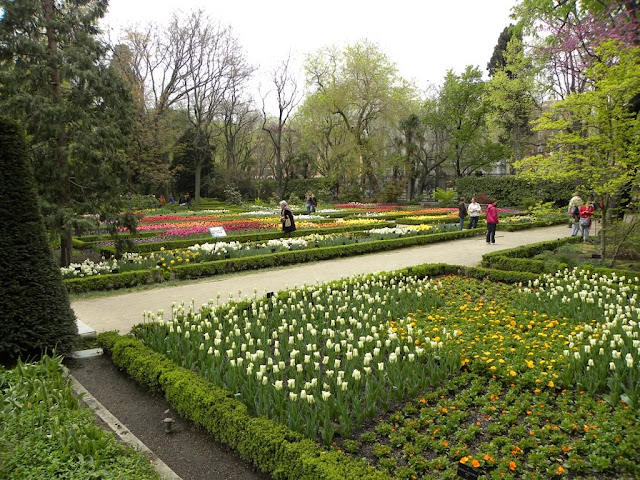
[458,197,468,230]
[280,200,296,237]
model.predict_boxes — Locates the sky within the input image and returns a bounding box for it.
[101,0,519,95]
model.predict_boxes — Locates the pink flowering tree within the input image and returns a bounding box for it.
[515,0,639,99]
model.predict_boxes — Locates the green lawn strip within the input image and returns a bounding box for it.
[0,355,159,480]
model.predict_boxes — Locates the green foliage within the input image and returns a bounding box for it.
[303,40,416,195]
[487,24,521,77]
[515,41,640,258]
[0,117,78,365]
[0,355,159,479]
[486,35,537,168]
[425,66,504,177]
[0,0,133,266]
[455,175,574,207]
[433,188,457,206]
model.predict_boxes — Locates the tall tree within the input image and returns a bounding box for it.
[486,36,539,170]
[0,117,77,365]
[305,40,415,196]
[425,66,502,178]
[0,0,133,266]
[395,111,450,201]
[515,42,640,263]
[261,55,300,200]
[181,12,253,209]
[118,15,198,196]
[487,24,520,77]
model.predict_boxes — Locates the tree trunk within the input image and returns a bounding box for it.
[44,0,72,267]
[194,158,202,210]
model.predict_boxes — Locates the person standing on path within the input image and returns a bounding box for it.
[485,200,499,244]
[467,197,481,229]
[458,197,468,230]
[280,200,296,237]
[568,194,582,232]
[579,199,595,242]
[309,193,318,213]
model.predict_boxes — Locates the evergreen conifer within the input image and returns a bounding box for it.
[0,117,78,365]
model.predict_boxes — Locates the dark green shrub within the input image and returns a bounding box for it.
[0,118,78,365]
[455,175,575,208]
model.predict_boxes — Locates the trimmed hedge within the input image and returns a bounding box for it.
[98,333,390,480]
[499,218,566,232]
[64,270,167,295]
[455,175,574,207]
[481,237,580,273]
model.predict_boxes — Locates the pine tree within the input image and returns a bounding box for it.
[0,117,78,366]
[0,0,133,267]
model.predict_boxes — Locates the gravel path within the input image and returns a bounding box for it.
[67,354,271,480]
[71,224,568,334]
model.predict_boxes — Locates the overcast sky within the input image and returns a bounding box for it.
[101,0,519,94]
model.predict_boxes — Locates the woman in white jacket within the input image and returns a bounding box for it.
[467,197,482,229]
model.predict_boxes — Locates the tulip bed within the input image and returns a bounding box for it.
[131,267,639,480]
[63,224,458,280]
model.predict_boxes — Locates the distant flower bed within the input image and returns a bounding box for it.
[64,224,452,278]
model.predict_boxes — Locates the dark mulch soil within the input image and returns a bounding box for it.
[66,354,271,480]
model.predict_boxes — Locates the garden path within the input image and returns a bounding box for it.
[71,224,568,335]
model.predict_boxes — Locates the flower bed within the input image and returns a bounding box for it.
[62,224,458,279]
[130,268,639,479]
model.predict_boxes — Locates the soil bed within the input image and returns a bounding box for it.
[66,354,271,480]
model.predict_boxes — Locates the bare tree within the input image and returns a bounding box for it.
[117,15,198,193]
[181,11,253,208]
[261,55,300,199]
[220,87,260,182]
[116,12,253,204]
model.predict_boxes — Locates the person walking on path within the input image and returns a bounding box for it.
[309,193,318,213]
[485,200,499,244]
[458,197,468,230]
[568,194,582,233]
[305,193,312,215]
[579,199,595,241]
[280,200,296,237]
[467,197,481,229]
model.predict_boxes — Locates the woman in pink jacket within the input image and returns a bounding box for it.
[485,200,499,245]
